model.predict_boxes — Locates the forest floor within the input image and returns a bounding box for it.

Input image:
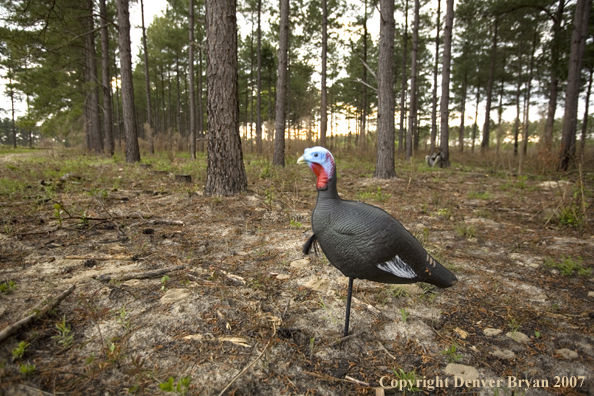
[0,146,593,396]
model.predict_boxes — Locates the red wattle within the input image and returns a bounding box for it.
[311,163,328,189]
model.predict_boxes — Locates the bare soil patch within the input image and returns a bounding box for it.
[0,150,593,395]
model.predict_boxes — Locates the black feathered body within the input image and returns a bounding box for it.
[310,172,457,289]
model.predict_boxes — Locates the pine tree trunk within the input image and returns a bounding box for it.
[430,0,441,153]
[9,71,16,148]
[204,0,247,195]
[320,0,328,147]
[459,53,467,152]
[521,31,537,156]
[255,0,262,154]
[100,0,114,155]
[189,0,196,159]
[513,42,522,156]
[580,67,593,155]
[438,0,454,167]
[543,0,565,150]
[113,57,122,147]
[496,78,504,154]
[472,83,480,153]
[398,0,408,154]
[141,0,154,155]
[273,0,289,167]
[176,61,182,136]
[360,0,367,149]
[86,0,103,154]
[198,50,204,140]
[406,0,419,160]
[116,0,140,163]
[374,0,396,178]
[481,18,498,151]
[559,0,592,170]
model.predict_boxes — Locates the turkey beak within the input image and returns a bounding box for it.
[297,155,307,164]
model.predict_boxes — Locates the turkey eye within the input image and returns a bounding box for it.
[314,153,318,157]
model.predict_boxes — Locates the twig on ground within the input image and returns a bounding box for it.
[217,323,277,396]
[345,375,370,386]
[64,255,135,261]
[327,333,359,348]
[377,341,397,360]
[0,284,76,343]
[94,265,186,283]
[352,296,381,315]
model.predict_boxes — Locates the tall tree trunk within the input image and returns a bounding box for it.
[273,0,289,167]
[580,66,593,155]
[399,0,408,154]
[116,0,140,163]
[9,71,16,148]
[472,82,480,153]
[459,50,468,152]
[198,50,204,140]
[439,0,454,167]
[113,57,122,147]
[86,0,103,154]
[519,32,537,175]
[100,0,114,155]
[522,31,537,156]
[481,18,498,151]
[141,0,154,154]
[320,0,328,147]
[361,0,368,149]
[559,0,592,170]
[406,0,419,160]
[543,0,565,150]
[430,0,441,153]
[496,78,504,154]
[256,0,262,154]
[374,0,396,178]
[204,0,247,195]
[189,0,196,158]
[513,41,522,156]
[176,61,182,136]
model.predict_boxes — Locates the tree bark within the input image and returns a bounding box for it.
[361,0,368,149]
[100,0,114,155]
[141,0,154,155]
[406,0,419,160]
[116,0,140,163]
[439,0,454,167]
[496,78,504,154]
[204,0,247,195]
[481,18,498,151]
[580,66,593,155]
[513,41,522,156]
[374,0,396,178]
[320,0,328,147]
[273,0,289,167]
[189,0,196,159]
[559,0,592,170]
[543,0,565,150]
[519,31,537,175]
[86,0,103,154]
[458,49,468,152]
[398,0,408,154]
[430,0,441,153]
[472,82,480,153]
[256,0,263,154]
[198,50,204,140]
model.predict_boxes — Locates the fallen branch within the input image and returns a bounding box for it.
[327,333,359,348]
[217,299,290,396]
[0,285,76,343]
[94,265,186,283]
[345,375,370,387]
[64,255,135,261]
[352,297,381,315]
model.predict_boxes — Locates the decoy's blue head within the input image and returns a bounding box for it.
[297,147,335,190]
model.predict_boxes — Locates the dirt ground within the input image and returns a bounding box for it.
[0,148,593,396]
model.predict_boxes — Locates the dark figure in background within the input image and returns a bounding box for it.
[426,148,442,167]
